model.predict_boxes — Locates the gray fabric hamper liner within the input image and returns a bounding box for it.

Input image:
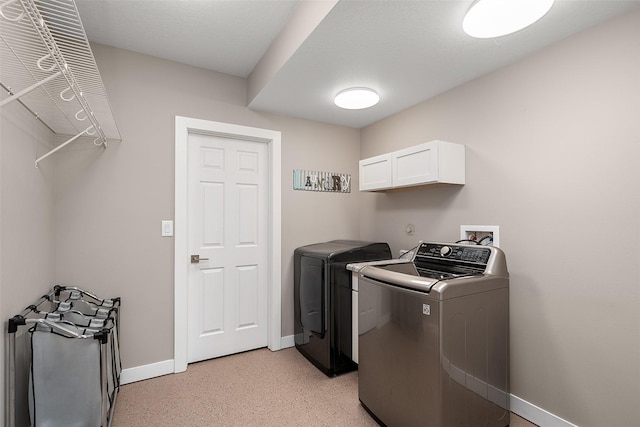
[28,324,103,427]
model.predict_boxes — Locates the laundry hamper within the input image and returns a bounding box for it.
[55,286,122,387]
[7,286,121,427]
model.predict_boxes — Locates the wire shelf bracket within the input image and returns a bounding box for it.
[0,69,61,107]
[35,124,98,167]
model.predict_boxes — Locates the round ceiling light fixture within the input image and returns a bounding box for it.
[463,0,555,39]
[334,87,379,110]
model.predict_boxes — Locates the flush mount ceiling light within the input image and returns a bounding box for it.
[463,0,555,38]
[334,87,379,110]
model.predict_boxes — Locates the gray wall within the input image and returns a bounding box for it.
[1,103,57,424]
[359,10,640,427]
[52,44,362,369]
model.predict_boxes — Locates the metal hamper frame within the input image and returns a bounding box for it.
[6,285,121,427]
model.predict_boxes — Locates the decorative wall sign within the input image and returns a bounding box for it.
[293,169,351,193]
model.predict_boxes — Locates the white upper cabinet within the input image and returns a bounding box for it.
[359,153,393,191]
[359,140,465,192]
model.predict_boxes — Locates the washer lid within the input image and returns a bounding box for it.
[360,262,440,293]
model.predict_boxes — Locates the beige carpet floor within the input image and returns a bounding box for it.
[111,347,537,427]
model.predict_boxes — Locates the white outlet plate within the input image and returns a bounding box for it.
[460,225,499,247]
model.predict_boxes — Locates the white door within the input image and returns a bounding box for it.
[187,132,268,363]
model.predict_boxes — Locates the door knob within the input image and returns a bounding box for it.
[191,254,209,263]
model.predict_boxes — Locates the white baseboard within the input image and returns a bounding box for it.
[280,334,295,349]
[121,340,295,385]
[510,394,578,427]
[120,359,175,385]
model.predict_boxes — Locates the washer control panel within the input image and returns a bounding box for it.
[414,242,491,265]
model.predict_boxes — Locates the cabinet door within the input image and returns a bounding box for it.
[392,141,439,187]
[359,153,393,191]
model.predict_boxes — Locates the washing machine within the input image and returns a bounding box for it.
[358,241,509,427]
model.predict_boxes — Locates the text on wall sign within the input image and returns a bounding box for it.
[293,170,351,193]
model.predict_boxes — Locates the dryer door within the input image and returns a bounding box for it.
[299,256,325,337]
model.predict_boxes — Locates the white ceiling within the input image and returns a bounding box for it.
[76,0,640,128]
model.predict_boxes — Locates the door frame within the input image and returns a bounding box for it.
[174,116,282,372]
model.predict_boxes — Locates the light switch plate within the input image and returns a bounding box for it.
[161,220,174,237]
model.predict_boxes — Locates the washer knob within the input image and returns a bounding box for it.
[440,246,452,257]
